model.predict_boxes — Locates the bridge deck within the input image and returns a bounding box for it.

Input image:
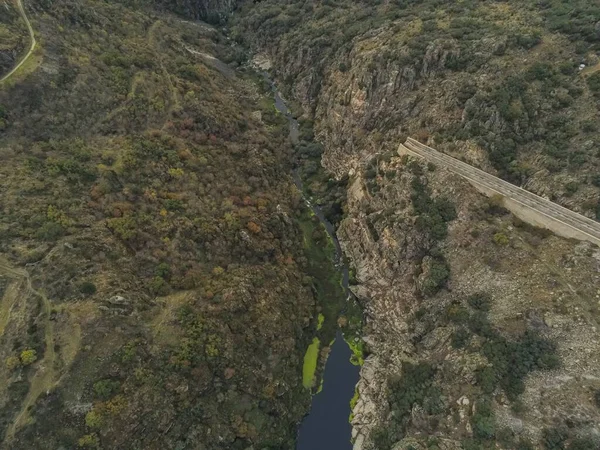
[399,138,600,246]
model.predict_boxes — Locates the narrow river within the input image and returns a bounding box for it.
[262,74,361,450]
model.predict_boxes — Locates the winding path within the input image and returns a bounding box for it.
[0,0,36,84]
[0,258,56,442]
[400,138,600,247]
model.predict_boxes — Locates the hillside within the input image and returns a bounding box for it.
[0,0,340,448]
[1,0,600,449]
[231,1,600,449]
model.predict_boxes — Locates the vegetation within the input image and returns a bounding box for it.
[408,165,456,297]
[446,295,560,446]
[232,0,600,206]
[19,349,37,366]
[0,1,353,448]
[372,362,439,449]
[302,338,321,388]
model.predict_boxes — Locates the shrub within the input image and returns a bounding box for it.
[475,366,497,394]
[149,276,169,295]
[517,438,535,450]
[570,436,600,450]
[36,222,64,241]
[78,434,99,448]
[155,263,171,279]
[564,182,579,196]
[542,425,569,450]
[85,410,104,429]
[420,256,450,296]
[471,398,495,440]
[79,282,97,296]
[588,72,600,96]
[20,349,37,365]
[447,304,470,324]
[386,362,437,440]
[493,232,509,246]
[5,356,20,370]
[451,327,471,349]
[93,379,120,400]
[467,292,492,312]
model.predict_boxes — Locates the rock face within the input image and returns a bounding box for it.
[338,156,600,449]
[233,3,600,446]
[159,0,235,22]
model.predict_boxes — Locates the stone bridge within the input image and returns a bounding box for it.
[399,138,600,247]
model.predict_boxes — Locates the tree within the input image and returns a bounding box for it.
[20,349,37,365]
[5,356,20,370]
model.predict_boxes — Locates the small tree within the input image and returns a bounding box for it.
[78,434,99,448]
[5,356,20,370]
[79,282,97,296]
[493,232,509,246]
[20,349,37,365]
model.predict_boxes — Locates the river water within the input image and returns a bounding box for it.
[262,74,360,450]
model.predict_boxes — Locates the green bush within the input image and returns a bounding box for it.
[420,256,450,297]
[588,73,600,96]
[79,281,97,296]
[383,362,438,443]
[36,222,64,241]
[471,397,495,440]
[542,425,569,450]
[475,366,497,394]
[493,232,509,246]
[467,292,492,312]
[451,327,470,349]
[93,379,121,400]
[20,349,37,365]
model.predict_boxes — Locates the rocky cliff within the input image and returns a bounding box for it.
[232,1,600,448]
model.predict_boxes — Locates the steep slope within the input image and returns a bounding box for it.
[232,1,600,449]
[0,1,29,80]
[0,1,333,448]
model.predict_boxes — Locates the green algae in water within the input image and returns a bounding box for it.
[302,337,321,388]
[346,338,364,366]
[317,313,325,331]
[349,386,359,422]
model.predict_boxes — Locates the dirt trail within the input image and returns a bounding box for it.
[0,0,36,84]
[0,258,56,441]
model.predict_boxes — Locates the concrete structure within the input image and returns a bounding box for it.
[399,138,600,247]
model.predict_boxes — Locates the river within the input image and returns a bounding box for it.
[262,73,361,450]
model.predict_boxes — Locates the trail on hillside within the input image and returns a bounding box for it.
[0,0,36,84]
[0,258,56,442]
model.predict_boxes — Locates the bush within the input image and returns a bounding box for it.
[588,72,600,96]
[36,222,64,241]
[385,362,438,441]
[542,425,569,450]
[447,304,470,324]
[471,397,495,440]
[78,434,99,448]
[451,327,471,349]
[475,366,497,394]
[93,379,121,400]
[517,438,535,450]
[493,232,509,246]
[570,436,600,450]
[5,356,20,370]
[20,349,37,365]
[467,292,492,312]
[79,281,97,295]
[421,256,450,296]
[85,410,104,429]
